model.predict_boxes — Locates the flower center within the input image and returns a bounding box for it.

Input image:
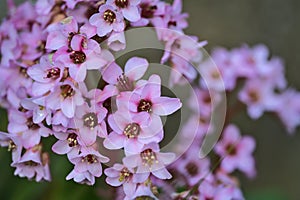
[24,160,39,167]
[19,67,29,78]
[123,123,140,138]
[117,74,134,91]
[115,0,129,8]
[140,3,157,18]
[248,90,260,102]
[67,133,78,147]
[26,117,40,130]
[18,106,27,112]
[138,99,152,113]
[83,112,98,129]
[46,67,61,79]
[226,144,237,156]
[168,21,177,27]
[8,140,16,152]
[247,56,256,65]
[69,51,86,64]
[211,70,220,79]
[82,154,98,164]
[185,162,198,176]
[60,85,75,98]
[36,41,46,52]
[199,116,208,125]
[203,94,211,104]
[140,149,158,167]
[119,167,131,182]
[103,10,116,24]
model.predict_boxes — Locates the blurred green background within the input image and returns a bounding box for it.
[1,0,300,199]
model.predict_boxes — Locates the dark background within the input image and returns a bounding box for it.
[1,0,300,199]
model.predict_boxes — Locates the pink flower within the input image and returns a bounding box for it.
[131,0,165,26]
[198,59,225,92]
[274,89,300,133]
[53,33,107,82]
[197,178,217,200]
[214,124,256,178]
[21,97,52,125]
[198,177,244,200]
[210,47,240,91]
[0,67,13,105]
[0,131,23,163]
[79,82,118,112]
[8,109,51,149]
[214,171,245,200]
[175,153,210,186]
[27,55,64,96]
[152,0,188,31]
[66,169,95,185]
[19,23,46,61]
[8,1,37,30]
[46,16,96,51]
[104,110,163,154]
[238,79,278,119]
[105,163,137,196]
[107,31,126,51]
[130,178,159,200]
[65,5,88,24]
[231,44,270,78]
[12,145,51,182]
[2,64,32,106]
[116,75,182,122]
[159,31,206,86]
[102,57,149,92]
[89,4,125,37]
[69,146,109,179]
[107,0,141,22]
[35,0,55,15]
[52,129,80,157]
[123,143,175,180]
[174,115,205,153]
[46,16,79,51]
[0,22,20,68]
[211,45,287,91]
[71,102,108,146]
[263,57,287,90]
[45,80,84,118]
[188,87,221,116]
[51,110,70,129]
[168,0,189,30]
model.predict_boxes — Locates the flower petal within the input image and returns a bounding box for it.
[103,132,125,150]
[124,57,148,81]
[152,97,182,116]
[152,167,172,180]
[102,62,123,84]
[52,140,72,155]
[78,127,97,146]
[122,6,141,22]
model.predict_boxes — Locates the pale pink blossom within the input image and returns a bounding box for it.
[123,143,175,181]
[214,124,256,178]
[89,4,125,37]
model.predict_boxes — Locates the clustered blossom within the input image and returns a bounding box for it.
[0,0,299,199]
[200,45,300,132]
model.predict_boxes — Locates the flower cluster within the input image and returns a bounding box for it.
[0,0,298,199]
[0,0,184,198]
[157,44,300,199]
[200,45,300,133]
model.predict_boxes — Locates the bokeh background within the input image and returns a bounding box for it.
[1,0,300,199]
